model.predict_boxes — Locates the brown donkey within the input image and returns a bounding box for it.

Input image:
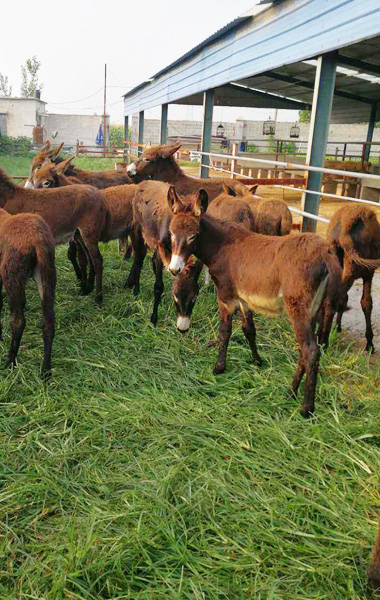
[26,141,64,185]
[0,167,107,302]
[172,186,292,333]
[131,180,201,325]
[127,143,248,199]
[0,208,56,378]
[327,205,380,352]
[167,191,343,417]
[27,151,133,190]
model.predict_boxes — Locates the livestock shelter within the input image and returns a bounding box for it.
[123,0,380,231]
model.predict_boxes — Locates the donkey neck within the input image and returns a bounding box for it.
[0,171,16,203]
[154,158,187,183]
[195,215,241,267]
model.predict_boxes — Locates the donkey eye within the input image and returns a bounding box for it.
[188,235,195,243]
[143,158,151,163]
[42,181,51,187]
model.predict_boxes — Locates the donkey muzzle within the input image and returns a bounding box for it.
[169,254,185,276]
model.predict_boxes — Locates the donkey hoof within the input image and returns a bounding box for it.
[133,285,140,297]
[365,343,375,354]
[150,314,158,327]
[95,292,103,305]
[213,364,225,376]
[124,278,135,290]
[300,407,314,419]
[253,356,263,367]
[3,358,15,370]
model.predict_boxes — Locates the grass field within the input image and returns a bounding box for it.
[0,155,380,598]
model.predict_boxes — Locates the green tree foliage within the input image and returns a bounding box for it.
[0,73,12,96]
[20,56,43,98]
[0,135,32,155]
[109,124,124,146]
[299,109,311,123]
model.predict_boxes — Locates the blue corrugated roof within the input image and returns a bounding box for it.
[123,15,252,99]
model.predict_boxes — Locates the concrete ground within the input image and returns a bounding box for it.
[342,271,380,351]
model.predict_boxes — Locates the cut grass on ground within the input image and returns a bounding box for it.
[0,154,379,598]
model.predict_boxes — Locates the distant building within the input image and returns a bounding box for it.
[0,96,109,147]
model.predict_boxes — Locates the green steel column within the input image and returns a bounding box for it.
[200,89,214,179]
[138,110,144,157]
[302,52,338,232]
[364,103,377,162]
[160,104,168,144]
[124,115,129,163]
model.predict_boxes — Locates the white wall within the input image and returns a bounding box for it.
[0,97,46,138]
[44,114,110,148]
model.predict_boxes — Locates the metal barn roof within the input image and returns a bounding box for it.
[124,0,380,124]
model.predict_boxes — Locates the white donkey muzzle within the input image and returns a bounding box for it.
[169,254,185,276]
[127,163,137,176]
[24,179,34,188]
[176,315,190,333]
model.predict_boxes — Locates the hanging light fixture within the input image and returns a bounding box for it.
[216,123,225,137]
[290,122,300,138]
[263,117,275,136]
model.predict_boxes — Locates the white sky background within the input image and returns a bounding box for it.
[1,0,299,125]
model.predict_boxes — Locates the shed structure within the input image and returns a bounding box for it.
[123,0,380,231]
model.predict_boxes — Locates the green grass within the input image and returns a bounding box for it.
[0,155,379,598]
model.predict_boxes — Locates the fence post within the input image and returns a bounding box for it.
[302,51,338,232]
[200,89,214,179]
[230,142,238,179]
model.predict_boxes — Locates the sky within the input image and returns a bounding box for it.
[0,0,299,125]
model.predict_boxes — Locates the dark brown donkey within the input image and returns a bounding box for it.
[26,158,138,286]
[0,167,107,302]
[172,186,292,332]
[27,150,133,190]
[131,180,201,325]
[327,205,380,352]
[127,143,248,199]
[0,208,56,378]
[166,191,343,417]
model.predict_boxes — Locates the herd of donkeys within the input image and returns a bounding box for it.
[1,140,380,588]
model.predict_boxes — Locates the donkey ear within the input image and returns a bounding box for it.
[161,143,181,158]
[41,141,50,152]
[47,142,64,160]
[167,185,183,214]
[249,184,259,195]
[55,155,75,174]
[222,181,237,197]
[193,189,208,217]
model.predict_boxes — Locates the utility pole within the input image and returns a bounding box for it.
[103,63,107,157]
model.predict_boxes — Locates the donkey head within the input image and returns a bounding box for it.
[171,258,203,333]
[30,156,75,188]
[25,142,64,187]
[168,187,208,276]
[127,143,181,181]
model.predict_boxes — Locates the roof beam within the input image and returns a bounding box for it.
[337,54,380,77]
[264,70,373,104]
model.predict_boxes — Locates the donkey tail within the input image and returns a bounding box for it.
[310,250,342,320]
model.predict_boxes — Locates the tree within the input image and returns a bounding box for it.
[299,109,311,123]
[20,56,43,98]
[109,124,124,146]
[0,73,12,96]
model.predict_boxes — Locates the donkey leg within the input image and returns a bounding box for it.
[150,251,164,326]
[125,227,147,296]
[67,240,82,281]
[368,513,380,592]
[214,302,233,375]
[4,282,26,369]
[361,273,374,353]
[241,309,262,366]
[299,328,320,418]
[318,298,335,350]
[84,241,103,304]
[37,276,56,380]
[288,350,305,399]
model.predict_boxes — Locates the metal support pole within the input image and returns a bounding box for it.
[364,103,377,162]
[302,52,338,232]
[138,110,144,157]
[160,103,168,145]
[124,115,129,163]
[200,89,214,179]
